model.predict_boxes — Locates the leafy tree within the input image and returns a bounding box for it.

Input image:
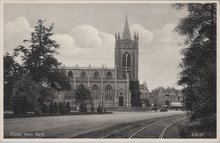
[153,94,160,108]
[174,3,216,120]
[129,81,141,107]
[4,53,23,83]
[37,86,54,109]
[62,102,68,114]
[13,19,70,91]
[9,19,71,114]
[54,101,58,113]
[41,103,49,113]
[145,99,150,107]
[58,102,63,114]
[4,53,23,110]
[49,102,54,114]
[10,76,40,115]
[74,84,92,112]
[66,102,70,113]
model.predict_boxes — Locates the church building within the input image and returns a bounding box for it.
[55,17,140,108]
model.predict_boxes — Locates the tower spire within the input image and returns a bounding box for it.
[122,7,131,40]
[125,6,128,19]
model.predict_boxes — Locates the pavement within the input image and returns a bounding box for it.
[4,110,185,138]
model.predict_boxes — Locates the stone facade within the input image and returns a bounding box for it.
[55,66,131,108]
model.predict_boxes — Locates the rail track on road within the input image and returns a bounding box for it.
[73,114,186,138]
[128,117,186,138]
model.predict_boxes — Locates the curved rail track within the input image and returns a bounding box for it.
[159,118,186,138]
[128,117,186,138]
[74,114,186,138]
[101,115,186,138]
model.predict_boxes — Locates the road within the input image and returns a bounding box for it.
[75,114,186,138]
[4,111,185,138]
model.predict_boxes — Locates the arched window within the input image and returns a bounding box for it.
[122,53,126,67]
[127,54,131,67]
[68,71,73,78]
[93,71,99,79]
[91,85,100,100]
[105,85,113,100]
[81,71,86,79]
[106,71,112,79]
[122,52,131,67]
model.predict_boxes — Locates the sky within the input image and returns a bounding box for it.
[4,3,188,91]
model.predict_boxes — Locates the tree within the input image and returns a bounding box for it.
[4,53,23,110]
[41,103,49,113]
[129,81,141,107]
[10,19,71,114]
[174,3,216,120]
[58,102,63,114]
[153,94,160,109]
[49,102,54,114]
[13,19,70,91]
[74,84,92,112]
[54,101,58,113]
[62,102,68,114]
[10,76,40,115]
[145,99,150,107]
[66,102,70,113]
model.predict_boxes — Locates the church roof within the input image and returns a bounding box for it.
[122,17,131,40]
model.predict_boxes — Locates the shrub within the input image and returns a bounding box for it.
[54,102,58,113]
[66,102,70,113]
[10,76,40,115]
[49,102,54,114]
[41,103,49,113]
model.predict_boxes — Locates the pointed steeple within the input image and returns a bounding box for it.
[122,16,131,40]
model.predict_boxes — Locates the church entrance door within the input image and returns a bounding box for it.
[119,97,123,106]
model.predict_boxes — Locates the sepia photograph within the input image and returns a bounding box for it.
[1,0,218,141]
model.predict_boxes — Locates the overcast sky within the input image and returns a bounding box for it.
[4,3,188,90]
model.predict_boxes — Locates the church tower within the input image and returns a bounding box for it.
[115,16,139,82]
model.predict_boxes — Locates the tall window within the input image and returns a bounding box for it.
[105,85,113,100]
[122,52,131,67]
[93,71,99,79]
[81,71,86,79]
[127,54,131,67]
[91,85,100,100]
[122,53,126,67]
[68,71,73,78]
[106,71,112,79]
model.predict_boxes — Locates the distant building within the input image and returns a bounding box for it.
[150,87,183,108]
[170,102,183,110]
